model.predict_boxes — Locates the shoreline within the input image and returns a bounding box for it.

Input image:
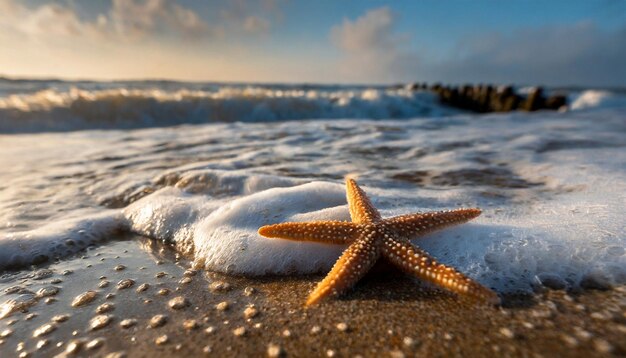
[0,237,624,357]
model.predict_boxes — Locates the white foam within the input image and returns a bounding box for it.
[191,182,351,275]
[569,90,626,111]
[120,171,349,274]
[0,106,624,294]
[118,144,625,292]
[0,211,124,270]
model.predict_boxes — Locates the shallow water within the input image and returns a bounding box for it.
[1,96,625,295]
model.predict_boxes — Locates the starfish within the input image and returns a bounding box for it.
[258,178,499,306]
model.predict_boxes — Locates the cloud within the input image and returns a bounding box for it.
[108,0,211,39]
[0,0,99,38]
[331,7,626,86]
[331,7,396,52]
[0,0,282,43]
[219,0,279,35]
[329,7,418,82]
[0,0,214,42]
[0,0,290,82]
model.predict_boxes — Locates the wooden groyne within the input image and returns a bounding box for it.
[407,83,567,113]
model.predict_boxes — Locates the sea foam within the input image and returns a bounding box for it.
[0,159,624,293]
[0,212,124,269]
[118,156,625,292]
[0,105,624,294]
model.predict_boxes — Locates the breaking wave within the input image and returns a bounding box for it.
[1,77,624,133]
[0,84,453,132]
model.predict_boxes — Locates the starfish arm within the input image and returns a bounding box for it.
[258,221,359,245]
[346,178,382,224]
[383,208,481,239]
[306,234,380,306]
[381,236,500,304]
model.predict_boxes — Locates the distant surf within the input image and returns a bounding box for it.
[1,78,624,133]
[0,81,454,133]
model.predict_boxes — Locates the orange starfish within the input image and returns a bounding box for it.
[258,178,499,306]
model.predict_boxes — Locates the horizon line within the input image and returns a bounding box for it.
[0,74,623,92]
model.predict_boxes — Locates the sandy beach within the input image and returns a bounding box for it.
[1,84,625,358]
[2,2,626,357]
[1,236,624,357]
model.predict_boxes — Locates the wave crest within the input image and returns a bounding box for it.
[0,86,450,132]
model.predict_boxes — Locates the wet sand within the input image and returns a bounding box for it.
[0,236,624,357]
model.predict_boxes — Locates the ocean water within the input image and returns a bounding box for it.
[0,79,625,294]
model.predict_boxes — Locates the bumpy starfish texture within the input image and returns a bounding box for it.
[258,178,500,306]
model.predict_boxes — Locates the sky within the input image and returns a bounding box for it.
[1,0,625,86]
